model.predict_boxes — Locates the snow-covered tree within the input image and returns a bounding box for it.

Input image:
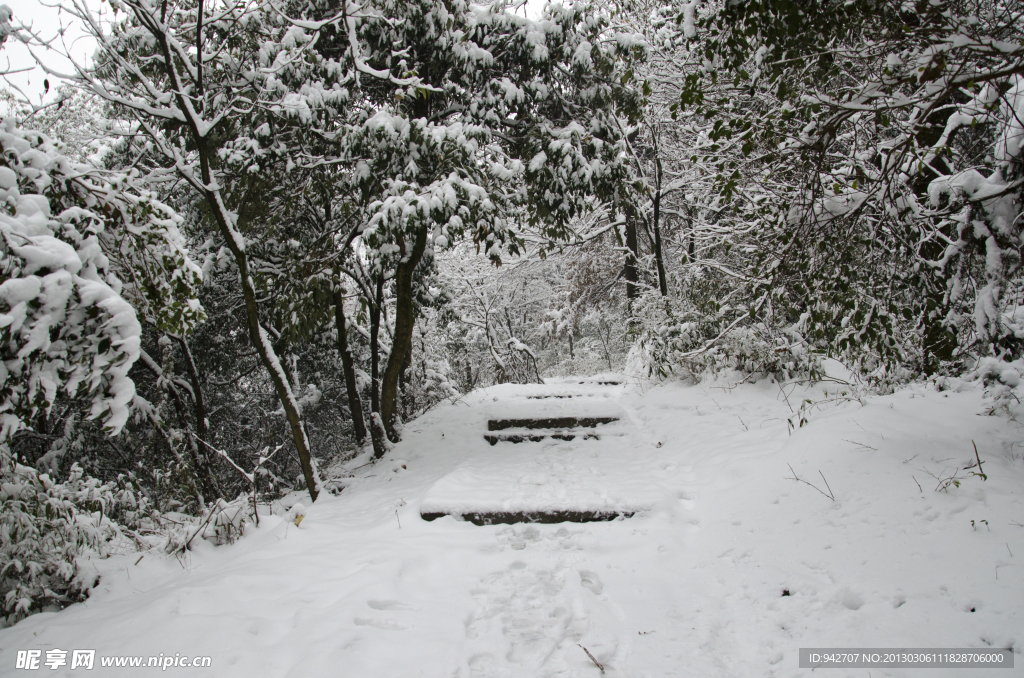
[0,10,202,618]
[0,121,202,444]
[318,0,646,444]
[678,0,1023,375]
[48,0,645,470]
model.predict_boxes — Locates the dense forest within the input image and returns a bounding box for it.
[1,0,1021,621]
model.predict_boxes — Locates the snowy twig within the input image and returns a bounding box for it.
[785,464,835,501]
[194,434,253,484]
[968,441,987,481]
[920,464,966,492]
[172,503,225,555]
[578,645,605,674]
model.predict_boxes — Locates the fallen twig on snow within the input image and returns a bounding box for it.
[786,464,835,501]
[579,644,605,674]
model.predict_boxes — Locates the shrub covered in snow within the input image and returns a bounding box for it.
[0,460,151,622]
[626,290,823,382]
[0,118,202,621]
[967,355,1024,416]
[0,119,202,439]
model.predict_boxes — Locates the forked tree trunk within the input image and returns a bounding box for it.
[379,226,428,445]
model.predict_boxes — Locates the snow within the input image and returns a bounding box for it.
[1,375,1022,677]
[995,75,1024,163]
[681,2,697,39]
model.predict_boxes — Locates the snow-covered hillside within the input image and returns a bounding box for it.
[1,375,1021,677]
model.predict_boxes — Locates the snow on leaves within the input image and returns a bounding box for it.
[0,121,202,439]
[680,0,1023,367]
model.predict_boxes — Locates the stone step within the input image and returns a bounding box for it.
[483,432,601,446]
[526,394,577,399]
[419,509,635,526]
[487,417,618,431]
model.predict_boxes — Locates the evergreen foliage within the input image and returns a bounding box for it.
[0,0,1020,623]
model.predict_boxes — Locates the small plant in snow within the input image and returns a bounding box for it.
[165,495,253,555]
[0,460,151,622]
[969,356,1023,418]
[923,443,989,492]
[786,387,867,432]
[785,464,835,501]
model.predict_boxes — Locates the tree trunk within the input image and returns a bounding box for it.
[380,226,428,443]
[652,159,668,297]
[196,148,320,501]
[369,274,383,414]
[333,287,367,444]
[176,336,221,500]
[684,201,696,260]
[399,342,413,420]
[369,412,390,461]
[624,205,640,300]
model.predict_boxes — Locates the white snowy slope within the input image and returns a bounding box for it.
[1,374,1022,678]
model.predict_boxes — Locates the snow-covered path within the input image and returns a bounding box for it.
[2,376,1022,677]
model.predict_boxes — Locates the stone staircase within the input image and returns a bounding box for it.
[419,381,645,525]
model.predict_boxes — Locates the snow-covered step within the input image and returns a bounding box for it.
[417,378,642,525]
[483,431,608,445]
[420,508,636,525]
[487,416,619,431]
[421,417,647,524]
[525,393,591,399]
[484,416,624,445]
[418,442,651,523]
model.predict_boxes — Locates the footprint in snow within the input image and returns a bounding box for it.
[366,599,421,611]
[496,525,585,552]
[580,570,604,595]
[353,617,410,630]
[461,560,627,677]
[352,599,420,631]
[463,561,588,676]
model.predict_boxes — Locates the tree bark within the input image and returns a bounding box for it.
[684,201,696,260]
[175,336,221,500]
[399,342,413,420]
[369,412,390,461]
[624,205,640,300]
[380,226,428,443]
[194,143,320,501]
[333,287,367,444]
[652,158,668,297]
[369,274,383,414]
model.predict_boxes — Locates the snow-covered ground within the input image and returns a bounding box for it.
[2,373,1022,677]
